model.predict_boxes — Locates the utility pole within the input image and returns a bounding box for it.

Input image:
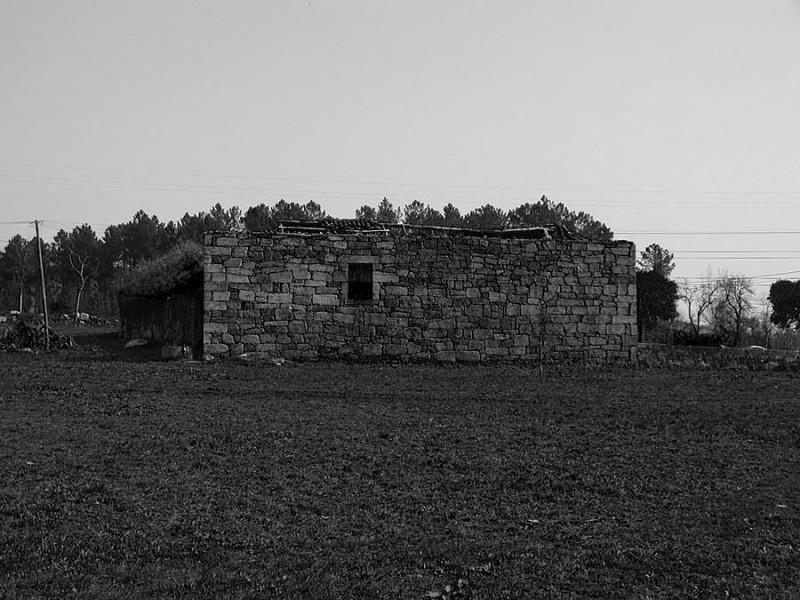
[34,220,50,351]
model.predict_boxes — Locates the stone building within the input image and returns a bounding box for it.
[203,221,637,363]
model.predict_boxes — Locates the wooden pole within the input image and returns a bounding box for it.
[34,220,50,351]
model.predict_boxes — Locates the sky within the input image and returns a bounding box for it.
[2,0,800,301]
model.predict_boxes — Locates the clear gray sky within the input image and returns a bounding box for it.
[2,0,800,298]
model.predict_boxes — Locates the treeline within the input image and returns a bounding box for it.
[0,196,612,317]
[635,243,798,348]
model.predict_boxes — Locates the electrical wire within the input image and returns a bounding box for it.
[674,257,800,260]
[675,250,800,254]
[4,161,800,196]
[620,231,800,236]
[4,170,800,208]
[4,215,800,286]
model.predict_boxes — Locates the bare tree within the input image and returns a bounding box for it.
[755,296,774,348]
[711,272,754,346]
[54,225,100,320]
[679,269,720,336]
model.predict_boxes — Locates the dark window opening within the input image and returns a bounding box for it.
[348,263,373,301]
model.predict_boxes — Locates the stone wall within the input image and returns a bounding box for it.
[203,230,637,363]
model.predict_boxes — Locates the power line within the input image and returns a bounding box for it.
[39,221,115,230]
[677,269,800,280]
[5,171,800,209]
[620,231,800,236]
[4,160,800,196]
[675,250,800,254]
[674,256,800,260]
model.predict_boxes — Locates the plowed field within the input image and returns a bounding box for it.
[2,343,799,599]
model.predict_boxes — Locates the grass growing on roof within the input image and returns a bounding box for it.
[117,241,203,297]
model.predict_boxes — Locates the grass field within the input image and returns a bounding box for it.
[1,340,799,599]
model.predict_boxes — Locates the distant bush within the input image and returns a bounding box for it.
[118,242,203,297]
[673,330,726,347]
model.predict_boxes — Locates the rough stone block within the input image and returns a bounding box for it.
[205,343,229,355]
[309,264,334,272]
[374,272,400,283]
[313,294,339,306]
[268,271,292,282]
[205,301,227,311]
[288,321,306,334]
[275,307,293,320]
[612,315,637,324]
[204,322,228,334]
[385,286,409,296]
[362,344,383,356]
[267,293,292,304]
[333,313,355,325]
[485,346,509,356]
[365,313,386,326]
[455,350,481,362]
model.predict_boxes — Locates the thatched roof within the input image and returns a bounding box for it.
[118,242,203,298]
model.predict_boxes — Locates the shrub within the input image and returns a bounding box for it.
[673,330,726,347]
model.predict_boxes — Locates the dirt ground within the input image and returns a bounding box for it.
[1,334,799,599]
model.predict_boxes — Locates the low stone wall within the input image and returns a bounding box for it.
[637,343,800,370]
[203,230,637,363]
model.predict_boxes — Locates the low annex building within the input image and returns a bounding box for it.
[203,221,637,363]
[118,242,205,358]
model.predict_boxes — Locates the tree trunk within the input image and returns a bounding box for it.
[734,312,742,347]
[74,279,85,323]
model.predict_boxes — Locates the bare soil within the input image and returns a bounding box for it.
[1,338,798,599]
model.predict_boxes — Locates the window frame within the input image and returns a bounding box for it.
[343,258,380,304]
[347,262,374,301]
